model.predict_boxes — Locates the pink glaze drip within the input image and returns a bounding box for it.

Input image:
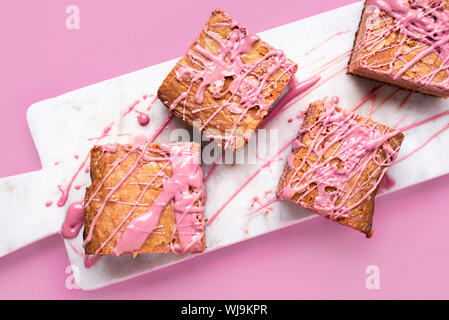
[102,143,118,153]
[368,88,402,116]
[247,197,279,216]
[379,172,396,192]
[264,190,272,197]
[395,91,413,112]
[57,122,115,207]
[273,66,347,118]
[147,95,158,111]
[149,114,174,144]
[277,101,401,220]
[137,112,150,126]
[123,94,157,119]
[207,136,295,226]
[112,143,205,255]
[350,85,383,112]
[261,75,321,126]
[250,196,262,207]
[45,201,53,207]
[87,121,115,141]
[204,162,218,183]
[57,153,90,207]
[398,109,449,131]
[123,100,140,117]
[305,30,352,56]
[395,122,449,163]
[357,0,449,90]
[170,15,296,149]
[311,49,352,76]
[331,96,339,104]
[61,201,84,239]
[84,255,101,268]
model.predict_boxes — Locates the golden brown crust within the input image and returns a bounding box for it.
[158,9,298,150]
[348,1,449,98]
[83,143,206,255]
[277,101,404,236]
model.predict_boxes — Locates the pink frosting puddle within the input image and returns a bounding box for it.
[137,112,150,126]
[61,202,84,239]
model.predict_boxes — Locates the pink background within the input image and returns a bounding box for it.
[1,0,448,299]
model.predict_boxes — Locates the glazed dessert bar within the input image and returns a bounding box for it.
[348,0,449,97]
[83,142,206,256]
[277,100,404,236]
[158,9,298,150]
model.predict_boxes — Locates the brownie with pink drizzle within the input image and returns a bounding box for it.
[157,9,297,150]
[348,0,449,97]
[276,100,404,237]
[83,142,206,256]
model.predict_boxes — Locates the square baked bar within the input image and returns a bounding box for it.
[83,142,206,256]
[158,9,298,150]
[348,0,449,97]
[277,100,404,237]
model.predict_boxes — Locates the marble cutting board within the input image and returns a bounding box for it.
[1,1,449,290]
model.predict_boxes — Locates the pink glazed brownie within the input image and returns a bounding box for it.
[83,142,206,256]
[348,0,449,97]
[158,9,298,150]
[277,100,404,237]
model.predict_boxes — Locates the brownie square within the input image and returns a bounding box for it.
[348,0,449,97]
[158,9,298,150]
[276,100,404,236]
[83,142,206,256]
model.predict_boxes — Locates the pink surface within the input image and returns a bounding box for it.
[0,0,448,299]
